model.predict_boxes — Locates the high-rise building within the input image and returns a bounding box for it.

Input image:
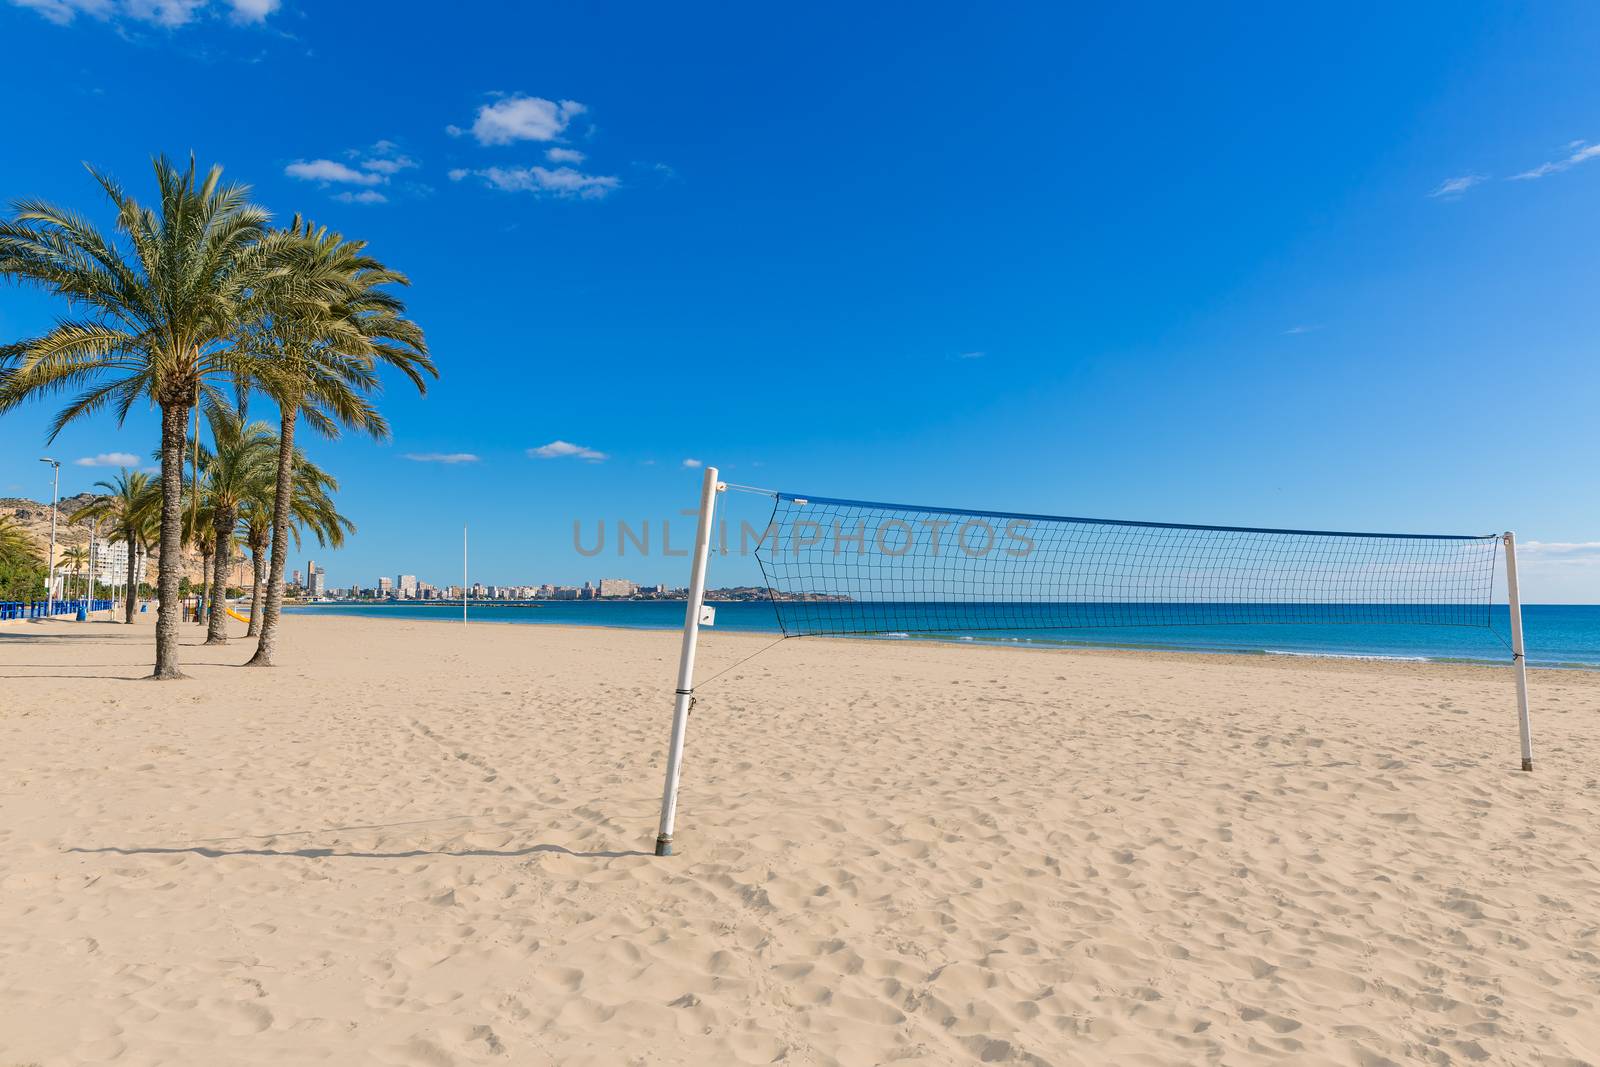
[598,578,637,598]
[90,538,147,587]
[292,569,303,587]
[378,576,394,597]
[398,574,418,599]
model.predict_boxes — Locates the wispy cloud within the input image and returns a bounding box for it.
[954,350,986,360]
[454,165,620,200]
[1520,541,1600,563]
[1429,174,1486,199]
[9,0,277,26]
[444,95,633,202]
[681,458,702,468]
[529,440,608,462]
[451,96,587,146]
[225,0,276,19]
[402,452,479,464]
[1283,324,1323,336]
[1511,140,1600,181]
[285,142,418,203]
[74,451,140,467]
[285,159,383,186]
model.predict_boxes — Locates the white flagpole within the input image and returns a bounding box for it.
[655,465,721,857]
[1503,531,1533,772]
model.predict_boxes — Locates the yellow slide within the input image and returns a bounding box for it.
[226,606,251,624]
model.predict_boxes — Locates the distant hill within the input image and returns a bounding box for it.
[2,494,232,584]
[1,494,101,552]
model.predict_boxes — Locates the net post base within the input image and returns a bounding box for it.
[654,834,673,857]
[1521,758,1533,773]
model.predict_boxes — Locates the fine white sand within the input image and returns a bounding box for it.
[1,613,1598,1065]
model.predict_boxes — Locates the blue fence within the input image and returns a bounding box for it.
[0,599,114,621]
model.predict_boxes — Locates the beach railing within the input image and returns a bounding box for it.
[0,599,113,620]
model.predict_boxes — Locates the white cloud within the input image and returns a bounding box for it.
[402,452,480,464]
[121,0,203,21]
[1512,141,1600,180]
[287,143,417,204]
[225,0,275,19]
[285,159,383,186]
[529,440,608,462]
[74,452,141,467]
[1429,174,1485,198]
[447,168,469,181]
[681,458,702,468]
[1513,541,1600,601]
[467,165,620,200]
[546,147,586,164]
[461,96,587,146]
[1519,541,1600,561]
[955,350,986,360]
[1283,325,1323,336]
[361,155,417,176]
[7,0,111,24]
[9,0,275,25]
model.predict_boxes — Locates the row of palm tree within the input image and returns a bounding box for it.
[0,154,434,678]
[69,413,350,638]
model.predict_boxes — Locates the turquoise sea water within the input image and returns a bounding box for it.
[287,601,1600,669]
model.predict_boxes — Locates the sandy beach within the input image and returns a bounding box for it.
[2,613,1598,1065]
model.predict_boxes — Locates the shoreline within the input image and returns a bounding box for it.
[283,603,1600,672]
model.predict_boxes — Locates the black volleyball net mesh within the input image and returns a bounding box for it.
[748,492,1501,637]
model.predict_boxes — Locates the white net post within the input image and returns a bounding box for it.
[1503,531,1533,772]
[654,465,720,856]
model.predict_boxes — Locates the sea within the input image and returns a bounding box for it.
[285,601,1600,669]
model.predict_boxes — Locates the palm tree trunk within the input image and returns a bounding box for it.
[197,551,211,625]
[247,542,265,637]
[248,405,297,667]
[123,537,137,624]
[206,507,235,644]
[152,401,189,679]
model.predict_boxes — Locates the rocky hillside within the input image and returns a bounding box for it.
[2,494,101,551]
[2,494,222,583]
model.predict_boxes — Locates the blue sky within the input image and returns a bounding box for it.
[1,1,1598,600]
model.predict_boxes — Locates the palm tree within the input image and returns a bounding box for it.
[188,500,216,629]
[0,517,44,604]
[194,410,276,644]
[244,218,431,667]
[0,156,271,678]
[69,469,158,624]
[238,439,350,636]
[0,516,40,569]
[238,496,272,636]
[61,545,88,601]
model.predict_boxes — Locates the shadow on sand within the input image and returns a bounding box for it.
[67,842,652,860]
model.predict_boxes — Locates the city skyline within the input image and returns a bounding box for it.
[309,569,672,602]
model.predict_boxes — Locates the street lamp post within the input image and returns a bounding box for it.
[88,517,97,617]
[40,458,60,618]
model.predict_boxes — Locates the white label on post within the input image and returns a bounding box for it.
[698,605,716,626]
